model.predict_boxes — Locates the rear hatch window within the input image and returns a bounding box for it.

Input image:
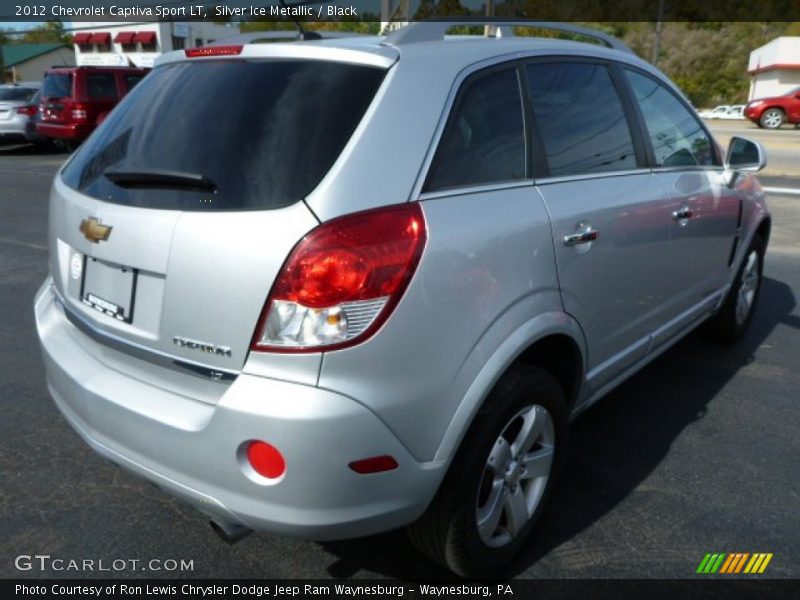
[61,59,386,211]
[42,73,73,98]
[0,87,38,101]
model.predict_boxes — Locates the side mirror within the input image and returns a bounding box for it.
[724,136,766,186]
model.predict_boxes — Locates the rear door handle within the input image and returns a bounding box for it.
[672,206,694,221]
[563,224,599,246]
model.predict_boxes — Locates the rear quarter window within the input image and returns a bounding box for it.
[123,74,145,91]
[61,59,386,211]
[86,74,118,99]
[424,67,526,192]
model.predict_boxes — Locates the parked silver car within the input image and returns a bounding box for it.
[34,22,770,576]
[0,82,41,144]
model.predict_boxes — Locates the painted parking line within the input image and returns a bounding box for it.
[763,187,800,196]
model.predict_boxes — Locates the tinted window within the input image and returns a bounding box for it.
[41,73,73,98]
[527,62,636,177]
[87,74,118,99]
[124,74,144,91]
[62,60,385,211]
[624,70,714,167]
[425,68,526,191]
[0,87,37,101]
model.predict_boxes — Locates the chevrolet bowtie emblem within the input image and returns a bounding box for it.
[79,217,113,243]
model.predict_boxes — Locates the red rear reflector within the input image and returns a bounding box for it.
[185,45,243,58]
[348,455,399,474]
[246,441,286,479]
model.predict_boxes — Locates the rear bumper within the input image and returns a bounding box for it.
[36,121,93,141]
[0,115,38,142]
[34,279,444,540]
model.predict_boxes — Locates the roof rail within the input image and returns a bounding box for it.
[382,19,634,55]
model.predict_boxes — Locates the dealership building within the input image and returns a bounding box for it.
[748,36,800,100]
[71,22,240,68]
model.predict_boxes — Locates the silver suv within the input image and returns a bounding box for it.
[34,22,770,576]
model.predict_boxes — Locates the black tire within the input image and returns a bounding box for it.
[706,235,764,342]
[759,108,784,129]
[407,364,568,577]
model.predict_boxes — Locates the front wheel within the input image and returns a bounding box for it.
[408,365,567,577]
[760,108,784,129]
[706,235,764,342]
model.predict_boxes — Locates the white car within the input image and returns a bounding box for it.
[698,105,731,119]
[720,105,745,120]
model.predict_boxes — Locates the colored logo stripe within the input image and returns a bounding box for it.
[698,553,773,574]
[697,553,726,573]
[720,553,749,573]
[744,553,774,574]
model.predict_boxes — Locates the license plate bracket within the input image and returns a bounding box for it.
[80,257,137,323]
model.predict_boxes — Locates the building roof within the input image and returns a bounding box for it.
[749,36,800,74]
[1,43,68,67]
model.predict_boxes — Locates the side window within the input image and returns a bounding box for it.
[624,69,715,167]
[86,74,118,100]
[424,68,526,192]
[124,75,144,92]
[527,62,637,177]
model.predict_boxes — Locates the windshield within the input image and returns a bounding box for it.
[61,59,386,211]
[0,87,37,101]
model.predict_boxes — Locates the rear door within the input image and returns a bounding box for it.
[622,68,740,327]
[528,59,675,393]
[51,56,389,376]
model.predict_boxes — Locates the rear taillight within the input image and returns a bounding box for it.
[15,105,37,116]
[71,104,87,121]
[251,203,426,353]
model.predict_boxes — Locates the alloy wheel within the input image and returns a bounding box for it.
[762,109,783,129]
[476,404,555,547]
[736,250,760,326]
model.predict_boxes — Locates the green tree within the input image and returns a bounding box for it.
[20,21,69,44]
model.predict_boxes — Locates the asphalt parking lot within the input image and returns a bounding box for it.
[1,127,798,580]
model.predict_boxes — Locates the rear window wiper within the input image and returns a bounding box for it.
[103,167,216,192]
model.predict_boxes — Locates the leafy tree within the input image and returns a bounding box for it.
[20,21,69,44]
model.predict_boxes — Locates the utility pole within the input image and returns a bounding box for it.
[651,0,664,66]
[484,0,495,37]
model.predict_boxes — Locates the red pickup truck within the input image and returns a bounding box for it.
[744,85,800,129]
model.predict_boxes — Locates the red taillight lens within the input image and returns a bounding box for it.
[246,441,286,479]
[15,105,37,116]
[251,203,426,353]
[185,45,243,58]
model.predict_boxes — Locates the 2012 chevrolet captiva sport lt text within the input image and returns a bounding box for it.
[35,22,770,576]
